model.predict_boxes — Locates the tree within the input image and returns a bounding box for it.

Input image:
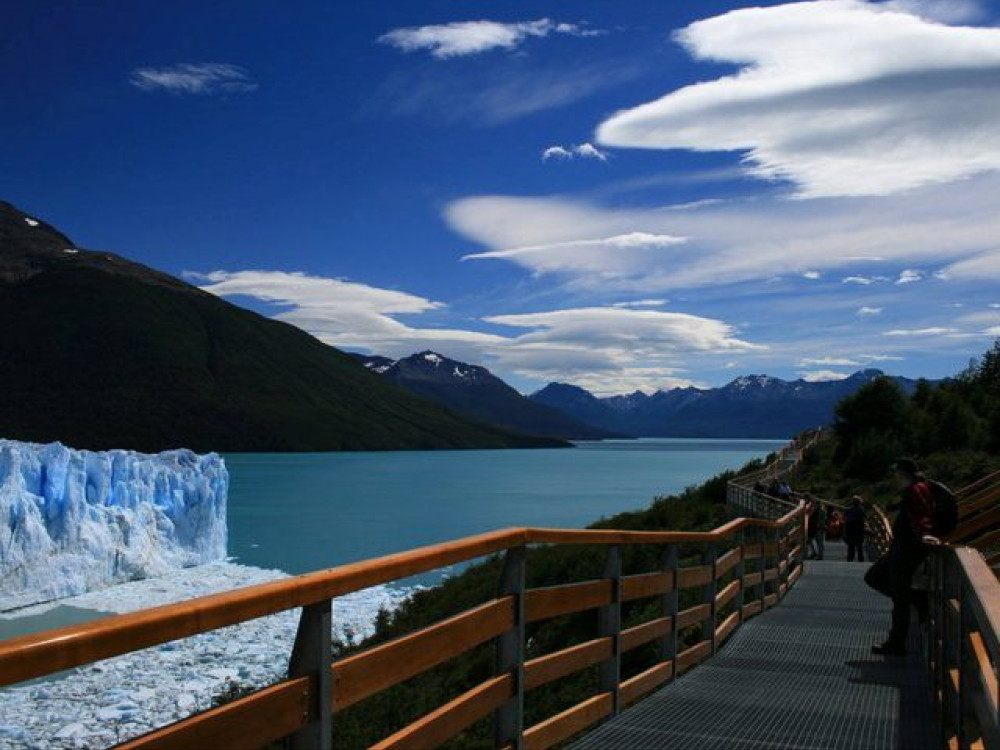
[834,376,913,470]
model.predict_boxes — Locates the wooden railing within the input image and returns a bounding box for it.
[726,429,822,521]
[0,511,806,750]
[855,469,1000,749]
[929,544,1000,749]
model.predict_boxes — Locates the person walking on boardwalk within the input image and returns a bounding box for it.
[814,502,827,560]
[844,496,866,562]
[865,458,936,656]
[805,496,819,558]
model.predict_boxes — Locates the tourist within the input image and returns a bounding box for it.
[813,502,827,560]
[865,458,937,657]
[844,496,866,562]
[778,480,792,502]
[806,496,819,558]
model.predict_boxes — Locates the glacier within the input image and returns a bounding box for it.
[0,439,228,611]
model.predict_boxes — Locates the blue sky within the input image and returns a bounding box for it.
[4,0,1000,394]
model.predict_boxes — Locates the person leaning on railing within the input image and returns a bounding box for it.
[860,458,939,657]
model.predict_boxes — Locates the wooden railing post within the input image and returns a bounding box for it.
[774,526,785,598]
[758,526,768,605]
[660,544,679,680]
[495,545,527,750]
[599,545,622,715]
[958,576,973,746]
[287,599,333,750]
[702,544,718,655]
[930,551,944,747]
[735,529,746,614]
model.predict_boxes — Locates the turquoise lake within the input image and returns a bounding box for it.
[225,438,786,575]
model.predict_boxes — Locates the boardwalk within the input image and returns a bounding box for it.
[573,544,934,750]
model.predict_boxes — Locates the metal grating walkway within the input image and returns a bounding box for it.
[572,545,934,750]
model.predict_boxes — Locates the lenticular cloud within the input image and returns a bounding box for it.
[596,0,1000,198]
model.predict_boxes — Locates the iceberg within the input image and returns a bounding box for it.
[0,439,228,611]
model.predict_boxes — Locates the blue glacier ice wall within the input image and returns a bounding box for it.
[0,440,228,611]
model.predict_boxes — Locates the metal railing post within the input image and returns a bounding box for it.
[599,545,623,715]
[661,544,679,680]
[495,545,527,750]
[287,599,333,750]
[702,544,718,654]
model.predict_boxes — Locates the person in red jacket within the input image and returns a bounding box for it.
[871,458,937,656]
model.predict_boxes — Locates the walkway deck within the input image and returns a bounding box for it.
[573,544,934,750]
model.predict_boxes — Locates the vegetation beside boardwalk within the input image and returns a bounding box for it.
[791,339,1000,507]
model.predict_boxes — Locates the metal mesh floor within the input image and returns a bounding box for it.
[572,545,934,750]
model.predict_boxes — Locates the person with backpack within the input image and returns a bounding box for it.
[865,458,947,656]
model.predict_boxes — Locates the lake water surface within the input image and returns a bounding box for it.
[225,438,785,575]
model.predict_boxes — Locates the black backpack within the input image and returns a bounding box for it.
[928,480,957,537]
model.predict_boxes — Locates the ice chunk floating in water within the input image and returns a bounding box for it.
[0,439,228,610]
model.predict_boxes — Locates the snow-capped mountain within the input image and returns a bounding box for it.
[532,370,921,439]
[354,351,621,440]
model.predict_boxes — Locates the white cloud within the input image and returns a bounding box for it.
[461,231,687,276]
[857,306,883,316]
[799,357,862,366]
[595,1,1000,198]
[378,19,601,59]
[800,369,852,382]
[883,326,958,336]
[199,270,762,394]
[129,63,257,95]
[197,270,503,361]
[984,326,1000,335]
[611,299,668,308]
[367,61,641,125]
[447,173,1000,289]
[802,271,821,280]
[896,268,924,284]
[541,146,572,161]
[542,143,609,161]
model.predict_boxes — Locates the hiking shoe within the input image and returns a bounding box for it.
[872,642,907,656]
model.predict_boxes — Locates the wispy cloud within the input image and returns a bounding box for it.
[896,269,924,284]
[129,63,257,95]
[542,142,609,161]
[365,61,641,125]
[857,306,883,316]
[447,173,1000,290]
[198,270,761,395]
[378,19,603,59]
[883,327,959,336]
[798,357,862,367]
[595,1,1000,198]
[800,369,851,382]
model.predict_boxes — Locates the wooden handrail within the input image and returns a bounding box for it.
[0,504,809,750]
[0,526,528,687]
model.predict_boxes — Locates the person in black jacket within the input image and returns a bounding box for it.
[844,496,866,562]
[865,458,938,656]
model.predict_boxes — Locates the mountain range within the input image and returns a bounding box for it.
[0,201,564,452]
[354,350,921,440]
[352,351,619,440]
[531,371,921,439]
